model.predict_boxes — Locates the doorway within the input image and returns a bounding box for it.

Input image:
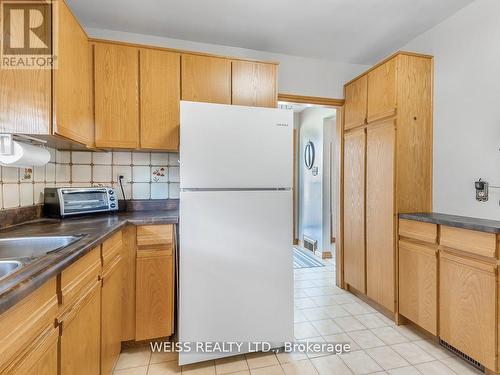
[279,99,338,261]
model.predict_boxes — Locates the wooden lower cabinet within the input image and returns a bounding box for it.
[0,278,57,374]
[3,326,58,375]
[398,240,437,334]
[60,280,101,375]
[101,256,123,375]
[136,247,174,340]
[121,226,137,341]
[439,251,497,370]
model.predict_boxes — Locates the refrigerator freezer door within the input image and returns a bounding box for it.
[180,101,293,189]
[179,190,294,365]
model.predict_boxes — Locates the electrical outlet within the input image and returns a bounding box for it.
[475,179,488,202]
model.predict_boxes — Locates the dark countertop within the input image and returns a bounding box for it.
[399,212,500,234]
[0,210,178,315]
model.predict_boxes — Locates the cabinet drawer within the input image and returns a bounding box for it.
[439,251,496,369]
[440,226,497,258]
[399,219,437,243]
[59,246,100,308]
[102,230,123,267]
[398,240,437,335]
[137,225,174,247]
[0,278,57,372]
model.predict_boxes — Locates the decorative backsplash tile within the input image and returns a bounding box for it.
[0,148,180,210]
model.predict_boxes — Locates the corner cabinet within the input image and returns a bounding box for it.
[342,52,433,314]
[94,42,139,148]
[53,1,93,146]
[0,0,93,147]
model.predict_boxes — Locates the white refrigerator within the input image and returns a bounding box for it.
[179,101,294,365]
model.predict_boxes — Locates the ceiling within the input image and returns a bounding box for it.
[67,0,475,65]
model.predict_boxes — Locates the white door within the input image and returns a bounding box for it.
[179,190,294,365]
[180,101,293,189]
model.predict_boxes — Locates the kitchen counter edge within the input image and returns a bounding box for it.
[399,212,500,234]
[0,210,178,315]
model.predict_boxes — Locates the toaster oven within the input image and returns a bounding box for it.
[44,187,119,218]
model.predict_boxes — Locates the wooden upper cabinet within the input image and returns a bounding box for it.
[231,61,277,108]
[94,43,139,148]
[343,128,366,293]
[140,49,180,151]
[0,3,52,134]
[344,75,367,130]
[366,120,395,312]
[53,1,93,146]
[367,58,397,123]
[181,54,231,104]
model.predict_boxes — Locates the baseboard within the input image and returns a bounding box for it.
[317,251,332,259]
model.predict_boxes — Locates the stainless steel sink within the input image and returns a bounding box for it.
[0,235,83,260]
[0,260,22,280]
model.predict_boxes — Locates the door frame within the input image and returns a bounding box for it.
[278,93,344,285]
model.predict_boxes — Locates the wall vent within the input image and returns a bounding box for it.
[303,235,317,252]
[439,339,485,372]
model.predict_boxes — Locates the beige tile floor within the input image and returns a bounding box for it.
[114,258,482,375]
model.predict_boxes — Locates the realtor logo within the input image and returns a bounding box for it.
[1,0,58,69]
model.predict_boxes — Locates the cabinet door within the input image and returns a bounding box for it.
[367,58,397,123]
[60,281,101,375]
[140,49,180,150]
[101,257,123,375]
[2,327,58,375]
[366,120,395,311]
[94,43,139,148]
[231,61,277,108]
[121,226,137,341]
[53,1,93,146]
[398,240,437,334]
[136,249,174,340]
[0,3,51,134]
[439,251,496,369]
[344,76,367,130]
[343,128,366,293]
[181,54,231,104]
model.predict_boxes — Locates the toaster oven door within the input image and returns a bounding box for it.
[61,189,110,215]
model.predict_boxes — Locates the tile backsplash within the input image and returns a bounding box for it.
[0,148,180,210]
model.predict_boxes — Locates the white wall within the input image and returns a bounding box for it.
[86,28,368,99]
[298,107,336,253]
[402,0,500,220]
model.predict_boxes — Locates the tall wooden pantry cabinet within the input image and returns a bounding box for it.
[342,52,433,314]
